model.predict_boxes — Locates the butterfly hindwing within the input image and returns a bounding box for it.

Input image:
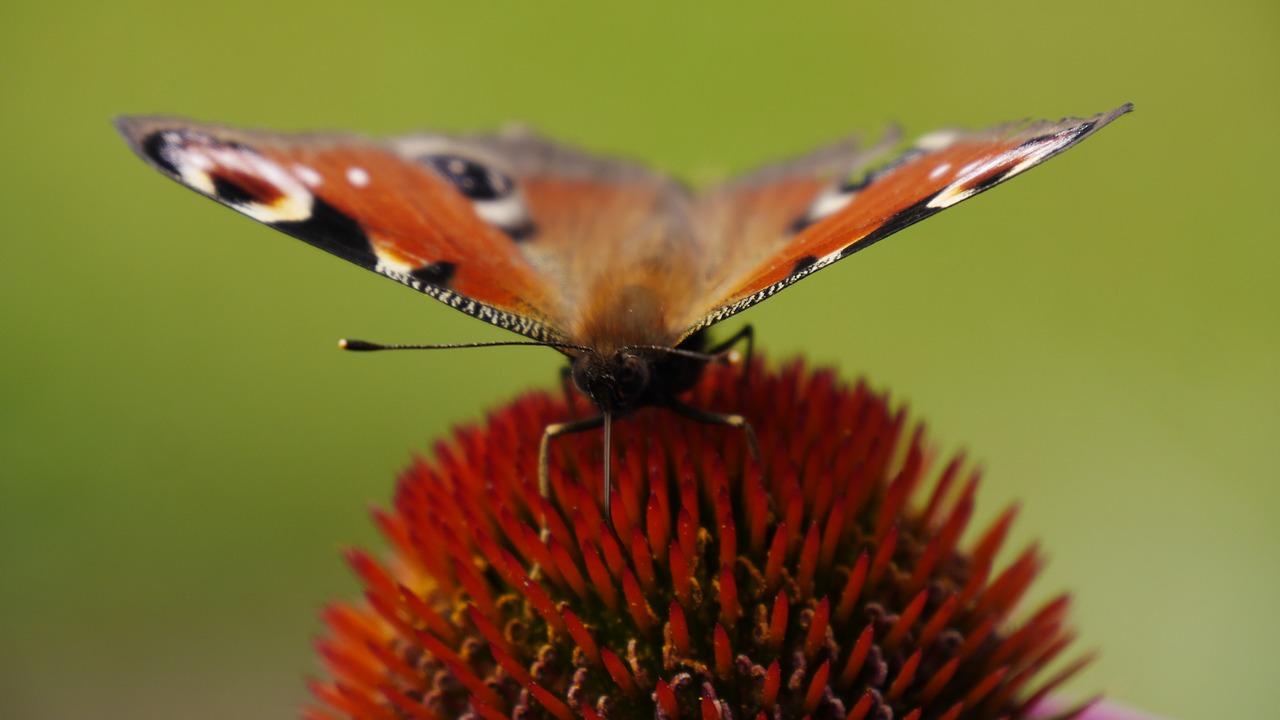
[678,132,900,336]
[681,103,1133,338]
[390,128,700,351]
[115,116,567,342]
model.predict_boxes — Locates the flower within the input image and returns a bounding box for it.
[305,359,1115,720]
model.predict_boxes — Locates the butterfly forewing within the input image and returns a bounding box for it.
[680,103,1133,338]
[115,116,567,343]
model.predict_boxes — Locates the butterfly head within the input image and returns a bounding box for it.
[571,348,657,415]
[570,337,710,416]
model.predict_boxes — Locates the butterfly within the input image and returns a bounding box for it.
[116,104,1131,515]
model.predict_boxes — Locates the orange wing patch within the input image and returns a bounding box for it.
[116,117,564,342]
[683,105,1132,336]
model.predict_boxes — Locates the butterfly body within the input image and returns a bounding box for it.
[116,106,1131,503]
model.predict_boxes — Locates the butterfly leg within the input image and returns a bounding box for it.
[539,414,606,536]
[709,324,755,385]
[558,365,582,421]
[669,401,761,464]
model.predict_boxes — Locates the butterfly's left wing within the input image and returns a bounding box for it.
[679,104,1132,338]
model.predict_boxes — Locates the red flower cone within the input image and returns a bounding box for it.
[306,359,1108,720]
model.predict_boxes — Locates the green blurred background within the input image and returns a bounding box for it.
[2,2,1276,719]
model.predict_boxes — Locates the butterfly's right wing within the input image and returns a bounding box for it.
[120,115,705,350]
[117,116,582,342]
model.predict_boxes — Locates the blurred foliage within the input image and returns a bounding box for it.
[1,2,1276,719]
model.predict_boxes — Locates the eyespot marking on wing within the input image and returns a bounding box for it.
[421,153,534,242]
[142,130,314,224]
[423,155,514,200]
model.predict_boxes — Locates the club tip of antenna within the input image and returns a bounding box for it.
[339,338,378,351]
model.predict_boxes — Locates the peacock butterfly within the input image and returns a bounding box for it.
[116,104,1132,512]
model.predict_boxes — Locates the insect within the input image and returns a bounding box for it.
[116,104,1131,516]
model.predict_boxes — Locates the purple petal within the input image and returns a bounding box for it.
[1029,697,1169,720]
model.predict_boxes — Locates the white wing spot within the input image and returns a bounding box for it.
[929,163,952,180]
[346,167,370,188]
[473,194,529,228]
[294,164,322,188]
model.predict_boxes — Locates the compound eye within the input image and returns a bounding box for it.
[617,354,650,394]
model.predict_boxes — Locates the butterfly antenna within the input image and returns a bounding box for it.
[625,344,738,365]
[340,338,591,353]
